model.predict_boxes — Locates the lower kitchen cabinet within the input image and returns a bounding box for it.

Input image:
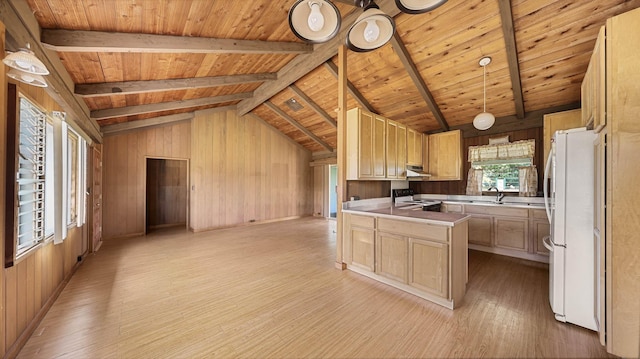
[494,217,529,252]
[343,212,468,309]
[344,214,375,271]
[408,238,448,298]
[376,232,408,283]
[468,215,492,246]
[531,219,551,255]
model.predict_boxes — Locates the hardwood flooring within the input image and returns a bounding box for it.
[17,217,611,358]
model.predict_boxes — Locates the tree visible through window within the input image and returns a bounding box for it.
[474,159,532,192]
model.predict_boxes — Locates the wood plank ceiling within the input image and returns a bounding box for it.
[20,0,640,153]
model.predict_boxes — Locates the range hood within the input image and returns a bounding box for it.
[406,165,431,178]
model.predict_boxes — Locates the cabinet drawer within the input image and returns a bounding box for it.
[378,218,448,242]
[464,205,528,218]
[530,209,547,220]
[350,214,375,228]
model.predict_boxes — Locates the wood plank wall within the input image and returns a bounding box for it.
[190,109,313,231]
[1,19,6,356]
[411,127,544,195]
[2,78,86,358]
[102,122,191,239]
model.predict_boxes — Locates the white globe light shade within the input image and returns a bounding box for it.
[473,112,495,131]
[288,0,341,43]
[346,7,395,52]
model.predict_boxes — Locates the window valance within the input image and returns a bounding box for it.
[468,139,535,162]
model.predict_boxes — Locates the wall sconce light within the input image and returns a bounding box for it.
[3,43,49,87]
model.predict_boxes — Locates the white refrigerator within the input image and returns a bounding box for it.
[543,127,597,331]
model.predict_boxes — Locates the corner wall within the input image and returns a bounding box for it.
[190,108,313,231]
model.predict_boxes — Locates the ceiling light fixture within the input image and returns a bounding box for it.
[7,68,48,87]
[3,43,49,75]
[289,0,342,43]
[473,56,495,131]
[346,0,395,52]
[288,0,447,51]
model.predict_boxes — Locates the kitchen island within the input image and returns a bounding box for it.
[342,202,469,309]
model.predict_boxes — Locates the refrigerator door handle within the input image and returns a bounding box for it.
[542,235,554,252]
[543,148,553,223]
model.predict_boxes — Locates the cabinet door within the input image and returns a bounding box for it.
[386,120,398,178]
[543,109,582,162]
[349,226,375,271]
[376,232,408,283]
[408,238,449,298]
[372,115,386,178]
[357,110,375,178]
[407,128,422,166]
[495,217,529,252]
[428,130,462,181]
[397,124,406,178]
[531,219,550,255]
[468,215,493,246]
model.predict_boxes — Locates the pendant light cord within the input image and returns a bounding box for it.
[483,64,486,112]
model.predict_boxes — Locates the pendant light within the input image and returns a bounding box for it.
[395,0,447,14]
[346,0,395,52]
[473,56,495,131]
[288,0,341,43]
[3,43,49,75]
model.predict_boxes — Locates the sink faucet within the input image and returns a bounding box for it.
[488,186,505,202]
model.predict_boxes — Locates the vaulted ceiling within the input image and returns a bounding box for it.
[10,0,640,153]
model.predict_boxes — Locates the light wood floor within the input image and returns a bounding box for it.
[18,217,612,358]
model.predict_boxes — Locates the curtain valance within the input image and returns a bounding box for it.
[468,139,535,162]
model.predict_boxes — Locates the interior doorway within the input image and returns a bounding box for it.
[146,158,188,233]
[329,165,338,218]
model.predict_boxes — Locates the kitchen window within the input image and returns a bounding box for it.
[472,158,533,192]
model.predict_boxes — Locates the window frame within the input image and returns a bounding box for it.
[472,158,533,193]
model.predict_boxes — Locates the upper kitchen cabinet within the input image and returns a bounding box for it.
[346,108,407,180]
[581,26,606,132]
[407,128,423,167]
[346,108,386,180]
[386,120,407,180]
[542,109,582,162]
[427,130,462,181]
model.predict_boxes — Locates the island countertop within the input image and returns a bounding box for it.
[343,204,469,227]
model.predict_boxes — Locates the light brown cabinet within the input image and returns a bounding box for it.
[531,219,550,256]
[344,213,468,308]
[346,108,386,180]
[346,107,408,180]
[543,109,582,162]
[376,231,408,283]
[386,120,407,179]
[408,238,449,298]
[468,215,493,246]
[406,128,422,166]
[427,130,462,181]
[343,214,375,272]
[581,26,606,131]
[494,217,528,252]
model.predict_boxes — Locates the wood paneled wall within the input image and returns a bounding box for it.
[190,109,313,231]
[411,127,544,195]
[102,122,191,239]
[2,76,86,357]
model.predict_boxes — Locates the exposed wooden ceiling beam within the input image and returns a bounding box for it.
[41,29,312,54]
[264,101,333,152]
[449,102,580,138]
[101,112,195,135]
[498,0,525,119]
[91,92,252,120]
[245,113,310,153]
[76,73,277,97]
[288,85,337,128]
[237,0,401,115]
[1,0,102,142]
[323,61,375,113]
[390,33,449,131]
